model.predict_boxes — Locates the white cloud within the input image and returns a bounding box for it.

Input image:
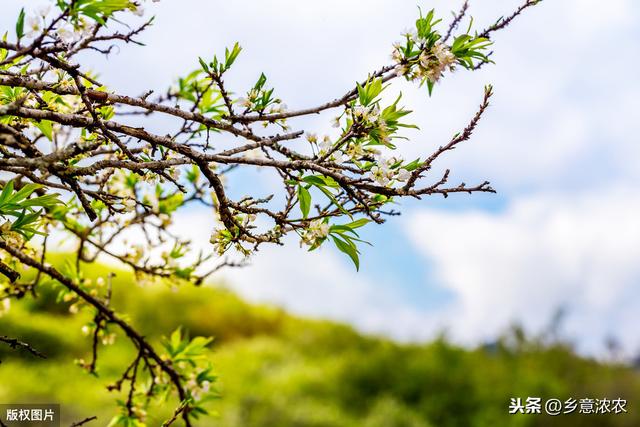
[160,207,441,341]
[3,0,636,193]
[1,0,639,356]
[393,0,640,194]
[406,187,640,356]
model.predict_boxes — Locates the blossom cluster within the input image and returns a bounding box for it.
[21,0,161,45]
[132,0,161,17]
[370,156,411,187]
[186,373,212,402]
[300,220,330,247]
[0,221,24,248]
[23,5,94,44]
[393,40,457,84]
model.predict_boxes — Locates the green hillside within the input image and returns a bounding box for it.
[1,260,638,426]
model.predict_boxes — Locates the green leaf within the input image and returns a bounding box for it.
[426,80,435,96]
[254,73,267,91]
[302,175,339,188]
[329,224,359,237]
[344,218,370,229]
[315,185,351,218]
[16,8,25,40]
[403,158,422,172]
[75,0,132,23]
[198,57,210,74]
[415,8,442,43]
[357,78,384,106]
[168,327,183,353]
[297,185,311,219]
[0,179,15,205]
[8,183,41,204]
[331,235,360,271]
[224,42,242,71]
[35,120,54,141]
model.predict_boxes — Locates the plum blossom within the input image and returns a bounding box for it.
[433,42,456,67]
[0,221,24,248]
[25,15,43,38]
[236,97,251,108]
[370,165,390,186]
[55,20,96,45]
[187,375,211,401]
[395,168,411,182]
[305,132,318,144]
[391,44,403,63]
[393,38,457,83]
[345,143,365,161]
[101,332,116,345]
[122,198,137,212]
[244,148,268,161]
[370,156,409,186]
[368,106,381,122]
[352,105,368,119]
[37,5,52,18]
[318,136,333,155]
[269,102,287,114]
[301,219,330,246]
[0,298,10,317]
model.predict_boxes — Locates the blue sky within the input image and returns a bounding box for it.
[2,0,639,357]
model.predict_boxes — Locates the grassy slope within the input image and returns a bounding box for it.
[1,260,639,426]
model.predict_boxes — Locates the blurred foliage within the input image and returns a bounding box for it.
[1,257,639,426]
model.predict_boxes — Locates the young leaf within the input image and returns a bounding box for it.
[224,42,242,71]
[35,120,54,141]
[331,235,360,271]
[344,218,370,230]
[297,185,311,219]
[198,57,210,74]
[16,8,25,40]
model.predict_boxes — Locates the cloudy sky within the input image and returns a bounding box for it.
[2,0,639,356]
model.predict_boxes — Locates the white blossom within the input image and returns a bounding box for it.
[318,136,333,154]
[236,97,251,108]
[391,45,403,63]
[102,333,116,345]
[370,165,390,186]
[56,24,78,44]
[433,42,457,69]
[37,5,52,18]
[305,132,318,144]
[0,298,10,317]
[25,15,42,38]
[352,105,368,119]
[309,220,329,238]
[345,143,365,160]
[396,168,411,182]
[168,167,181,180]
[394,64,409,77]
[368,106,381,122]
[122,198,137,212]
[244,148,267,161]
[269,102,287,113]
[301,220,330,246]
[210,228,228,255]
